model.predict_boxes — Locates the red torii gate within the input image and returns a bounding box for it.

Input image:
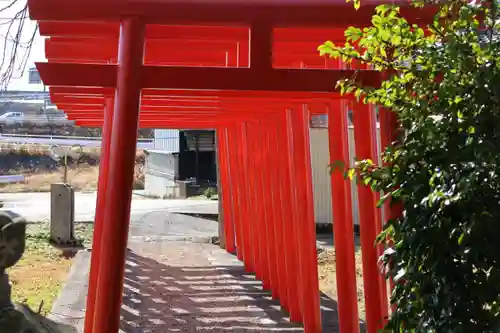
[27,1,435,333]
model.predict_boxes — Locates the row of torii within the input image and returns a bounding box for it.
[27,1,436,333]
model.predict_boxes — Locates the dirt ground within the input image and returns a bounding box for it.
[0,164,144,193]
[1,166,100,193]
[318,248,367,321]
[0,144,145,193]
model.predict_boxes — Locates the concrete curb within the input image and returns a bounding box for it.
[129,235,219,244]
[48,250,90,333]
[21,219,95,224]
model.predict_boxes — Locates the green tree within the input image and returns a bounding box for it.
[319,1,500,332]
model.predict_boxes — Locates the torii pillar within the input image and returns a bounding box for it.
[91,18,145,333]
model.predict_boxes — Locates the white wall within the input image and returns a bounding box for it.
[153,129,180,153]
[145,129,181,198]
[144,151,180,198]
[309,127,382,226]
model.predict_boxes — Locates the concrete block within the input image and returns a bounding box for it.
[50,183,82,248]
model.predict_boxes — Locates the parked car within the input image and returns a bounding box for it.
[0,112,25,126]
[0,111,74,127]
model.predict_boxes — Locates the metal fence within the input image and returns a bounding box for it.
[0,134,154,149]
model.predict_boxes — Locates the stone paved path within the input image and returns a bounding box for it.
[51,240,340,332]
[122,241,305,332]
[49,211,342,332]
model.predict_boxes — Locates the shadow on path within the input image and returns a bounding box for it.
[120,249,346,332]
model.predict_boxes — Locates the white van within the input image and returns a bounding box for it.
[0,112,25,126]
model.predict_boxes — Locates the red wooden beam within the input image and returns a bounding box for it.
[64,109,293,115]
[62,105,225,112]
[56,99,334,126]
[65,111,267,119]
[55,97,331,110]
[39,22,249,39]
[62,108,331,120]
[45,38,338,67]
[63,109,321,120]
[49,86,339,99]
[75,120,230,128]
[38,22,354,42]
[37,62,380,91]
[45,50,334,69]
[45,38,237,61]
[71,109,284,125]
[51,90,323,100]
[46,36,345,49]
[74,118,243,124]
[52,95,277,106]
[64,105,292,115]
[51,97,327,108]
[29,0,437,26]
[50,87,339,127]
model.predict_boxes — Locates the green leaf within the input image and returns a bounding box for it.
[391,34,402,46]
[345,27,363,42]
[329,160,345,173]
[347,168,356,180]
[458,232,465,246]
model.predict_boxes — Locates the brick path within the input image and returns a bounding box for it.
[50,223,342,332]
[122,241,307,332]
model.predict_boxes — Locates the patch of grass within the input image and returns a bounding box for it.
[6,222,94,315]
[188,194,219,201]
[203,187,218,200]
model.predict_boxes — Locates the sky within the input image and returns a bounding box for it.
[0,0,46,92]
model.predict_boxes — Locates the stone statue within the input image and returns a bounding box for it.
[0,211,26,309]
[0,211,27,333]
[0,211,76,333]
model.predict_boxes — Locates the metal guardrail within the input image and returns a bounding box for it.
[1,134,102,140]
[0,134,154,149]
[0,175,25,184]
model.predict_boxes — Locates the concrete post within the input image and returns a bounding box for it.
[50,183,82,247]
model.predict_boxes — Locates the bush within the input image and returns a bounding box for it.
[320,1,500,332]
[203,186,218,199]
